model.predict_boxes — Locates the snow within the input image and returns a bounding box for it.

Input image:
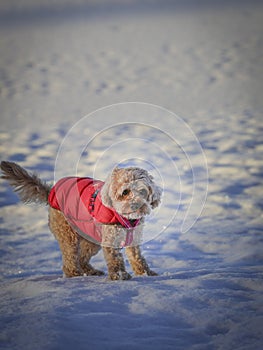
[0,1,263,349]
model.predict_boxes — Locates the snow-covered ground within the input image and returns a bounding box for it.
[0,1,263,349]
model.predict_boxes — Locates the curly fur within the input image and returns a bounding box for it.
[1,161,161,280]
[101,167,162,220]
[0,161,51,204]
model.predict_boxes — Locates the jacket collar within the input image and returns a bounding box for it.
[90,188,140,228]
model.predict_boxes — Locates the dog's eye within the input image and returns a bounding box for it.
[122,189,130,197]
[139,189,148,198]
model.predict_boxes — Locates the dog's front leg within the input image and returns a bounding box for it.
[126,246,158,276]
[103,247,131,280]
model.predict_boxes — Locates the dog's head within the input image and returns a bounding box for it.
[100,167,162,220]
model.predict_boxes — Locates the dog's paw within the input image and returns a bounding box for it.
[109,271,132,281]
[81,263,105,276]
[63,269,83,278]
[121,271,132,280]
[83,268,105,276]
[147,269,158,276]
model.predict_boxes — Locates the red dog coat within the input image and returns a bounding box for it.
[48,177,140,246]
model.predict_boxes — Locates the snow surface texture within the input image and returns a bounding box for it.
[0,1,263,349]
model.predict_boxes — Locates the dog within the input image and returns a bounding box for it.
[0,161,162,280]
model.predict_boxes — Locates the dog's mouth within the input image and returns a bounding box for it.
[122,211,142,219]
[121,204,150,219]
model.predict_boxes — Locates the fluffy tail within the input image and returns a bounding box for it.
[0,161,51,205]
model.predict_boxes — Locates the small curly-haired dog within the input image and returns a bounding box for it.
[0,161,162,280]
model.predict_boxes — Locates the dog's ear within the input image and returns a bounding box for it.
[100,174,112,208]
[149,182,162,209]
[141,170,162,209]
[100,167,119,208]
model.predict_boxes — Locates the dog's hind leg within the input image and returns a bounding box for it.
[59,238,81,277]
[78,238,104,276]
[49,208,82,277]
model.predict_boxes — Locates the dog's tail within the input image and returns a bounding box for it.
[0,161,51,205]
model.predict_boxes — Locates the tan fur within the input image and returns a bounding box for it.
[1,161,161,280]
[49,208,103,277]
[0,161,51,204]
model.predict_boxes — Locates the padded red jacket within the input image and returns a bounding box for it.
[48,177,139,245]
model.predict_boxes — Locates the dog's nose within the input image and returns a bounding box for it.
[131,202,140,211]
